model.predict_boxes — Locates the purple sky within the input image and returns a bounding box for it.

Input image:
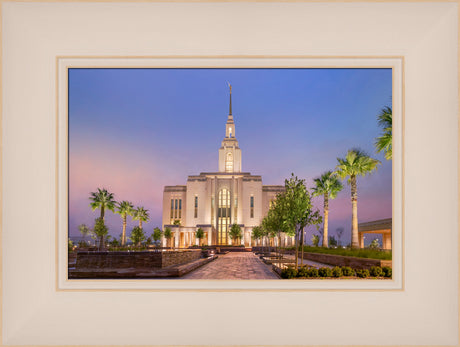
[69,68,392,246]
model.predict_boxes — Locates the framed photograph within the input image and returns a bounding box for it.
[2,1,458,346]
[59,58,402,291]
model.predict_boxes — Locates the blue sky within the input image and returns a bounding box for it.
[69,68,392,246]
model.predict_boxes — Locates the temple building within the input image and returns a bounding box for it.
[162,85,286,247]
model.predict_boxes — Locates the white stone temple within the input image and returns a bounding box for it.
[162,85,287,247]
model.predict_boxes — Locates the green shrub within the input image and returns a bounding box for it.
[281,267,298,279]
[332,266,343,278]
[297,266,310,278]
[307,268,319,278]
[356,269,370,278]
[318,267,333,277]
[341,266,355,276]
[370,266,383,277]
[382,266,392,278]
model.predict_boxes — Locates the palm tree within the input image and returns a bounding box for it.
[115,200,134,246]
[89,188,116,249]
[164,227,173,248]
[335,149,380,248]
[375,106,392,160]
[312,171,343,248]
[132,206,150,229]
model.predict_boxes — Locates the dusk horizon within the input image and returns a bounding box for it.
[69,68,392,246]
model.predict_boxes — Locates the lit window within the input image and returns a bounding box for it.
[194,196,198,218]
[250,196,254,218]
[178,199,182,218]
[225,152,233,172]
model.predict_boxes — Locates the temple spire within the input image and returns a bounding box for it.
[228,82,232,115]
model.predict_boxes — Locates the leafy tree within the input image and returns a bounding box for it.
[195,228,205,246]
[311,234,320,247]
[251,226,264,246]
[132,206,150,229]
[329,235,338,247]
[68,239,75,252]
[152,227,163,246]
[336,149,380,248]
[265,174,322,269]
[89,188,115,248]
[129,226,146,247]
[228,224,242,245]
[375,106,392,160]
[78,224,91,240]
[369,238,380,249]
[93,217,108,251]
[312,171,343,247]
[164,227,173,248]
[115,200,134,246]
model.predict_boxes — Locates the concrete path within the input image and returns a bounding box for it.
[182,252,279,279]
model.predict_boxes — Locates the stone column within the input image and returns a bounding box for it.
[383,233,392,250]
[359,233,364,248]
[175,229,180,248]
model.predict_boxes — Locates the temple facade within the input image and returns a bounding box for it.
[162,86,287,247]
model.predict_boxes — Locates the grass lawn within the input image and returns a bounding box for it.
[285,246,392,260]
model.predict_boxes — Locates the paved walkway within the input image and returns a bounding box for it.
[182,252,279,279]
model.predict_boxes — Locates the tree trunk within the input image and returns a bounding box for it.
[350,175,359,248]
[100,205,105,250]
[300,227,304,266]
[122,215,127,246]
[139,220,142,229]
[322,194,329,247]
[294,229,299,270]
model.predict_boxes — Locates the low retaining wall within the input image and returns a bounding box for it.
[76,250,201,269]
[300,252,392,269]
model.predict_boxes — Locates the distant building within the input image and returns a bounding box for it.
[358,218,392,249]
[162,86,288,247]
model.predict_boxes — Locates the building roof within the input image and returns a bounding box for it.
[358,218,392,233]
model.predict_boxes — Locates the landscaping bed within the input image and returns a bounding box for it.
[273,264,392,280]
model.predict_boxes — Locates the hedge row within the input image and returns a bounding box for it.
[280,266,392,279]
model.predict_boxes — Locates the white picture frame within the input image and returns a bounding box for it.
[2,1,458,346]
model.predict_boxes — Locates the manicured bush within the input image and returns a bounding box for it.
[356,269,370,278]
[297,266,310,278]
[307,268,319,278]
[318,267,333,277]
[341,266,355,276]
[370,266,383,277]
[332,266,343,278]
[281,267,298,279]
[382,266,392,278]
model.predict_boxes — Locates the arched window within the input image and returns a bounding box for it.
[225,152,233,172]
[217,188,231,245]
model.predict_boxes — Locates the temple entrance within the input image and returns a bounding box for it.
[217,188,231,245]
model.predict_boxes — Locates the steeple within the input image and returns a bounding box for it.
[225,83,235,138]
[219,83,242,173]
[229,83,232,116]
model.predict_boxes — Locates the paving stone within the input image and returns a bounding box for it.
[182,252,279,280]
